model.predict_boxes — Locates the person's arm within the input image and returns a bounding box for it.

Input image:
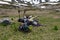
[29,16,37,21]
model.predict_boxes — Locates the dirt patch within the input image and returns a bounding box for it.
[53,16,60,19]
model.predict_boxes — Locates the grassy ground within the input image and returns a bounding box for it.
[0,10,60,40]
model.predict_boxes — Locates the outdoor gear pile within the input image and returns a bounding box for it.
[1,20,11,26]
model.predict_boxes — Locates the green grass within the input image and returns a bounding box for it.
[0,10,60,40]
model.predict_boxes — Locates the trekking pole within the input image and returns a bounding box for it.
[23,9,26,17]
[18,10,20,19]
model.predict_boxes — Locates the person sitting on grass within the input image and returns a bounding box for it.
[18,15,31,32]
[18,15,43,32]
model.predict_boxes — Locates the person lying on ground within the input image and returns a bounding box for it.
[18,15,41,26]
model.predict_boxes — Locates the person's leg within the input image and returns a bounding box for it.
[18,23,24,31]
[32,21,41,26]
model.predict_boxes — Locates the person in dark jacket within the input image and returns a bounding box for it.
[18,15,41,32]
[18,16,31,32]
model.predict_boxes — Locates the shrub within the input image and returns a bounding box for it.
[11,18,14,20]
[53,26,58,31]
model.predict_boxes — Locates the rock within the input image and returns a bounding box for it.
[0,19,3,23]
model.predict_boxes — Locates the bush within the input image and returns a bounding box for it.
[11,18,14,20]
[53,26,58,31]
